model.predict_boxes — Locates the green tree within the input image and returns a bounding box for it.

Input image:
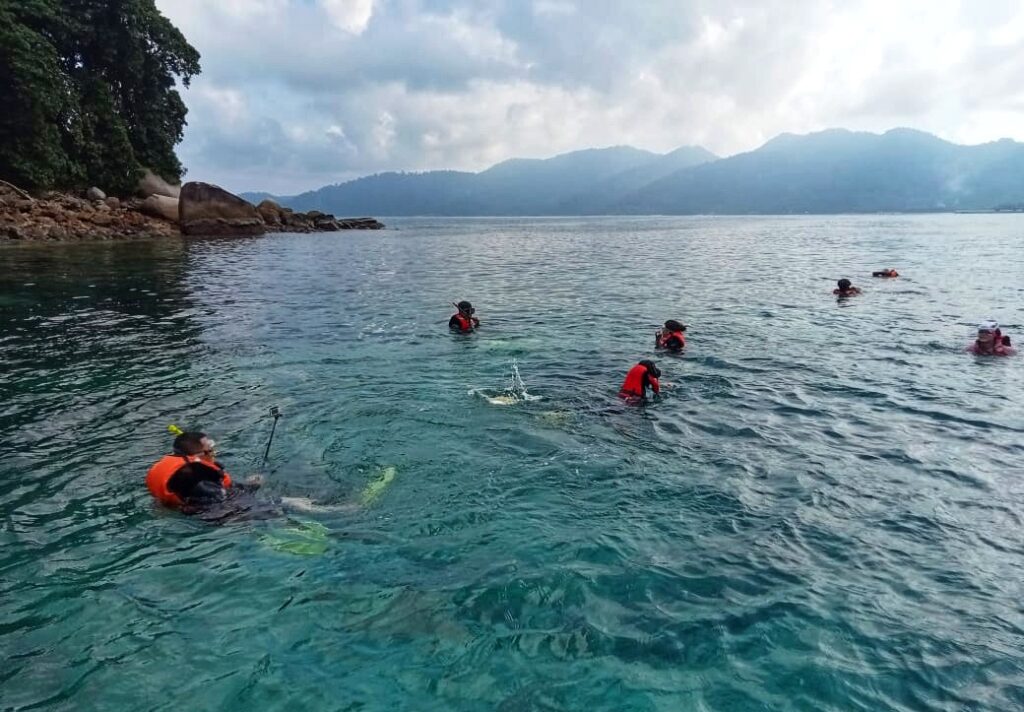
[0,0,200,193]
[0,0,75,189]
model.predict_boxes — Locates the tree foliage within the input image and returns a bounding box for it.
[0,0,200,193]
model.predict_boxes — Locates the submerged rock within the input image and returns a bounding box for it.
[337,217,385,230]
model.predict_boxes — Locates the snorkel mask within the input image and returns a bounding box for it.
[978,320,999,338]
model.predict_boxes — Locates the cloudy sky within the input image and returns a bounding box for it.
[156,0,1024,194]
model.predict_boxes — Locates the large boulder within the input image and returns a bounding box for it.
[137,169,181,199]
[86,186,106,201]
[139,194,180,222]
[256,199,283,226]
[179,182,265,236]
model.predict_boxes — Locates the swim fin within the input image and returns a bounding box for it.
[360,465,397,506]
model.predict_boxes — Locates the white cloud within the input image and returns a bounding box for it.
[155,0,1024,193]
[320,0,376,34]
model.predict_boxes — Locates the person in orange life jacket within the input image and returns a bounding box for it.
[619,360,661,399]
[968,321,1015,356]
[146,432,261,511]
[449,300,480,332]
[872,268,899,278]
[833,278,862,297]
[655,320,687,352]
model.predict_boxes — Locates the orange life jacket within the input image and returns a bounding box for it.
[974,329,1014,356]
[658,330,686,349]
[620,363,657,397]
[452,313,475,332]
[146,454,232,507]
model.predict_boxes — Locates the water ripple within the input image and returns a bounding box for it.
[2,217,1024,710]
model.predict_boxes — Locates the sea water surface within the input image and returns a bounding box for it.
[2,216,1024,711]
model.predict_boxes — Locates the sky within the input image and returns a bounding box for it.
[155,0,1024,195]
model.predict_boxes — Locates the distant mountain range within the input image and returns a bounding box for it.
[242,129,1024,215]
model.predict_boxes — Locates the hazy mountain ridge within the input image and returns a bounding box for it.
[619,128,1024,214]
[242,145,715,215]
[242,129,1024,215]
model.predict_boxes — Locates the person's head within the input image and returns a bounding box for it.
[639,360,661,378]
[457,300,475,316]
[837,278,852,291]
[173,431,216,459]
[664,319,686,333]
[977,320,999,345]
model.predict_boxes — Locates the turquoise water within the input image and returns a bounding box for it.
[2,216,1024,711]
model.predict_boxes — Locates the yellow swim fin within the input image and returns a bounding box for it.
[168,424,184,436]
[259,520,329,556]
[360,466,397,506]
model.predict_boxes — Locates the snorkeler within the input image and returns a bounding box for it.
[655,320,687,351]
[147,429,397,523]
[619,360,661,400]
[833,278,862,297]
[872,268,900,278]
[146,431,261,512]
[449,300,480,332]
[968,321,1015,356]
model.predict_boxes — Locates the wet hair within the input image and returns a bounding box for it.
[837,279,852,290]
[639,360,661,378]
[173,432,208,456]
[457,300,474,313]
[664,319,686,332]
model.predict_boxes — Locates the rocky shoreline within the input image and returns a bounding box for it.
[0,178,383,242]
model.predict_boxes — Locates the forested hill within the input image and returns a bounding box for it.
[0,0,200,194]
[616,129,1024,214]
[244,145,717,215]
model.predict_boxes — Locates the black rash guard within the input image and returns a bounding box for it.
[166,461,228,504]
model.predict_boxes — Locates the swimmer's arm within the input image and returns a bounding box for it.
[649,376,660,395]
